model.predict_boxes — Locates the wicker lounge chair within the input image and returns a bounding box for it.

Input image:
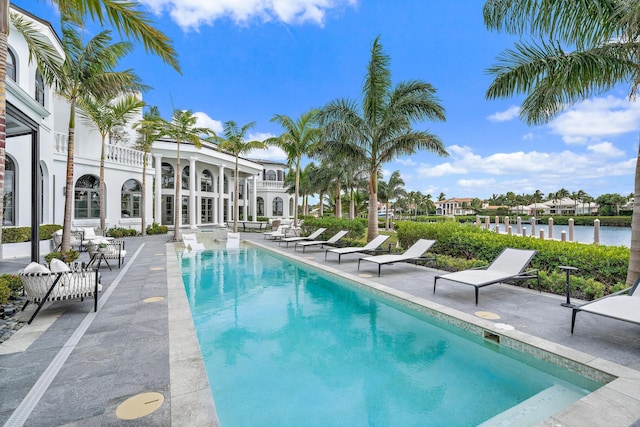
[87,239,127,269]
[358,239,436,277]
[433,248,539,305]
[279,228,327,247]
[294,230,349,253]
[571,277,640,333]
[19,260,101,324]
[325,234,391,264]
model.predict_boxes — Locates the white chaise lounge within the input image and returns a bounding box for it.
[571,277,640,333]
[357,239,436,277]
[294,230,349,253]
[182,233,205,251]
[325,234,391,264]
[279,228,327,248]
[433,247,539,305]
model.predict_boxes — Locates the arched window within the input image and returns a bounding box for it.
[201,169,213,192]
[257,197,264,216]
[75,175,100,218]
[277,170,284,181]
[7,48,16,82]
[182,165,190,189]
[3,156,15,225]
[272,197,283,216]
[161,163,174,189]
[266,170,276,181]
[35,70,45,106]
[121,179,142,218]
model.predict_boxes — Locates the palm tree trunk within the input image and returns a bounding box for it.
[62,103,77,252]
[336,182,342,218]
[350,189,355,219]
[141,152,147,236]
[385,201,390,230]
[99,135,106,233]
[233,159,239,232]
[627,142,640,286]
[367,172,378,241]
[319,192,324,217]
[294,160,300,227]
[173,142,181,241]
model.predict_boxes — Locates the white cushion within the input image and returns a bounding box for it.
[53,229,62,236]
[23,262,51,274]
[49,258,71,273]
[91,238,110,245]
[83,227,97,239]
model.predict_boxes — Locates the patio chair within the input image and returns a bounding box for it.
[294,230,349,253]
[571,277,640,333]
[358,239,436,277]
[226,232,240,249]
[51,229,84,251]
[19,260,101,324]
[325,234,390,264]
[87,239,127,269]
[182,233,205,251]
[279,228,327,248]
[263,224,288,240]
[80,227,108,249]
[433,248,539,305]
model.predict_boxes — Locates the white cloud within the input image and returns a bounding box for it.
[248,131,276,141]
[193,112,223,133]
[522,132,534,141]
[141,0,357,30]
[487,106,520,122]
[396,158,417,166]
[549,95,640,142]
[458,178,496,188]
[587,142,625,158]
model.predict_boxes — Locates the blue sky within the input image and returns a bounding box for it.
[21,0,636,200]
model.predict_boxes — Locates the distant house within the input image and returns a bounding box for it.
[435,198,477,216]
[511,198,599,216]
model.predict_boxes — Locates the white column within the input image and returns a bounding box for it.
[189,157,197,228]
[154,154,162,224]
[244,179,249,220]
[252,175,258,220]
[218,165,225,225]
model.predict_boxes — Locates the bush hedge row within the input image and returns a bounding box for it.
[300,216,366,244]
[395,221,629,299]
[1,224,62,243]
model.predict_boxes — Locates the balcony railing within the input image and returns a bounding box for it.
[256,180,287,190]
[54,132,151,168]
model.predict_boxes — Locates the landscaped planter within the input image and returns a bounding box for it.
[1,240,52,259]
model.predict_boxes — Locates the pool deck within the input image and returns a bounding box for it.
[0,231,639,426]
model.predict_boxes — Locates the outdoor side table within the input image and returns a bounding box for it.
[558,265,578,308]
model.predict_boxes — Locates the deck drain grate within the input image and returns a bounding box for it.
[115,392,164,420]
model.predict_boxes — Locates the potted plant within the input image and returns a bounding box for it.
[97,242,108,253]
[44,249,80,265]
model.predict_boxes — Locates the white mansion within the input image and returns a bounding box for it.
[4,5,293,258]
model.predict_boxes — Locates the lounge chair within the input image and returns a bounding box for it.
[183,233,205,250]
[433,248,539,305]
[263,224,288,240]
[294,230,349,253]
[325,234,391,264]
[279,228,327,247]
[571,277,640,333]
[19,260,101,324]
[87,239,127,269]
[357,239,436,276]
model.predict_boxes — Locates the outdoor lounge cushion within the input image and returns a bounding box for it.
[49,258,71,273]
[325,234,390,263]
[357,239,436,276]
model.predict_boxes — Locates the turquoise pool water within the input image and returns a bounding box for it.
[180,248,601,427]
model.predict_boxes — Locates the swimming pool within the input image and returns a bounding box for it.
[180,247,602,426]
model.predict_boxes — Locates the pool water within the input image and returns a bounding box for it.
[181,248,601,427]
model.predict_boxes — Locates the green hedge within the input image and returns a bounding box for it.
[300,217,366,242]
[1,224,62,243]
[395,221,628,299]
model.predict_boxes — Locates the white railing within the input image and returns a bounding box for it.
[256,181,287,189]
[54,132,151,168]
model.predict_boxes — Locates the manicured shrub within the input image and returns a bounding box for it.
[107,227,137,238]
[1,224,63,243]
[0,274,22,298]
[300,217,366,240]
[44,250,80,264]
[0,282,10,304]
[146,223,169,235]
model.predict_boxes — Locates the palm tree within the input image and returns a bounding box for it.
[266,110,320,227]
[484,0,640,285]
[378,171,406,230]
[215,121,267,233]
[24,16,145,250]
[164,109,214,241]
[0,1,179,247]
[133,106,166,235]
[80,94,145,233]
[320,36,447,241]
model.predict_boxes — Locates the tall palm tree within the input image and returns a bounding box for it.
[378,170,406,230]
[133,106,166,235]
[266,110,320,226]
[79,94,145,233]
[484,0,640,285]
[320,36,448,241]
[164,109,213,241]
[0,1,179,247]
[24,16,145,250]
[215,121,266,233]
